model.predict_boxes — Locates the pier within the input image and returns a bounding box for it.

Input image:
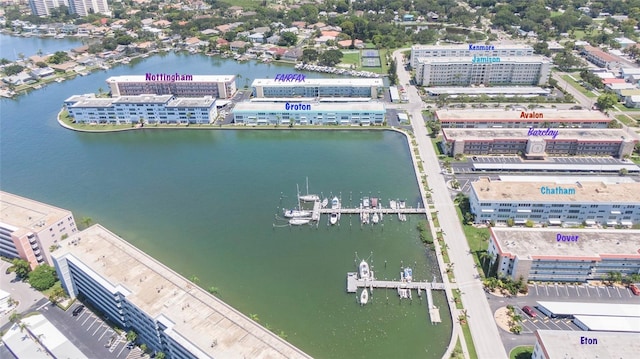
[346,272,445,324]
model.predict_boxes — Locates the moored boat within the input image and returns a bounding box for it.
[371,212,379,224]
[289,217,311,226]
[360,288,369,305]
[403,267,413,282]
[284,208,311,218]
[359,260,371,280]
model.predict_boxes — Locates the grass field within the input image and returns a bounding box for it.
[561,74,597,98]
[615,114,640,127]
[461,321,478,359]
[509,345,534,359]
[455,207,491,276]
[340,51,360,66]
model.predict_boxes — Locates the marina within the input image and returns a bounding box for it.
[347,257,445,324]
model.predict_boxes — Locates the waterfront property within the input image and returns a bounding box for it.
[0,191,77,269]
[441,127,636,158]
[436,109,611,129]
[487,227,640,282]
[106,75,237,98]
[232,100,385,125]
[64,94,217,124]
[424,86,551,98]
[533,330,640,359]
[469,177,640,226]
[415,56,551,86]
[409,44,534,69]
[52,224,312,359]
[251,77,383,99]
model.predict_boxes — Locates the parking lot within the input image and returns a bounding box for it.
[513,305,582,334]
[40,302,132,359]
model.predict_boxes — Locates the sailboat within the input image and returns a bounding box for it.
[284,184,311,218]
[299,177,319,202]
[289,217,311,226]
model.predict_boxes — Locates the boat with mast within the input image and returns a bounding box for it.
[329,196,341,225]
[284,184,312,218]
[359,260,371,280]
[289,217,311,226]
[299,177,320,202]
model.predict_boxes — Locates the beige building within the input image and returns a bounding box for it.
[0,191,77,269]
[436,109,611,129]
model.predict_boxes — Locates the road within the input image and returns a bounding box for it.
[393,49,509,359]
[551,71,594,109]
[0,260,47,329]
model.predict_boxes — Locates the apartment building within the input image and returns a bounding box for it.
[415,56,551,86]
[52,224,311,359]
[0,191,77,269]
[64,94,218,124]
[441,128,636,158]
[533,330,639,359]
[68,0,110,17]
[28,0,68,17]
[106,75,236,99]
[251,78,383,99]
[409,44,534,68]
[436,109,611,129]
[581,46,623,69]
[488,227,640,282]
[469,177,640,226]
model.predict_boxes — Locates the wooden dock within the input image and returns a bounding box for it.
[346,272,444,324]
[318,207,425,215]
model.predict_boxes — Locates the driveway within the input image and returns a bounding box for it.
[0,260,46,328]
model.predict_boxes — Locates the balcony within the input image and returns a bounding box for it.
[31,243,39,250]
[36,255,44,262]
[28,236,37,244]
[33,249,41,256]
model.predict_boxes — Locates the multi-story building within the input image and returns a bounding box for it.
[436,109,611,129]
[415,56,551,86]
[441,127,636,158]
[469,177,640,226]
[533,330,639,359]
[52,224,311,359]
[106,75,236,99]
[0,191,77,269]
[409,44,534,68]
[487,227,640,282]
[581,46,623,69]
[68,0,110,17]
[251,78,383,99]
[64,94,218,124]
[28,0,68,17]
[232,100,386,125]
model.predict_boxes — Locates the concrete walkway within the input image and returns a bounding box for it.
[0,260,47,328]
[393,49,509,359]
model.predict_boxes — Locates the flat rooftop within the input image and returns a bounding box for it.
[54,225,310,359]
[442,128,631,141]
[536,301,640,318]
[535,330,640,358]
[113,95,174,104]
[491,228,640,261]
[70,98,115,108]
[472,177,640,203]
[106,75,235,83]
[233,101,386,112]
[412,44,532,50]
[574,315,640,332]
[166,96,216,108]
[251,77,383,87]
[417,56,549,64]
[436,109,609,122]
[426,87,550,96]
[0,191,72,237]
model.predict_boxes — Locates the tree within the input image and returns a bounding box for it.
[553,51,584,71]
[126,330,137,343]
[156,352,166,359]
[207,286,219,295]
[9,258,31,279]
[28,264,57,291]
[596,93,618,112]
[140,343,148,353]
[278,31,298,47]
[301,48,318,63]
[81,216,93,228]
[3,64,25,76]
[318,50,344,67]
[47,51,71,64]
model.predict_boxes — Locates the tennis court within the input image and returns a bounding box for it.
[361,49,381,67]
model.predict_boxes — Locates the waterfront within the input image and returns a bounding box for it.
[0,33,84,60]
[0,50,451,358]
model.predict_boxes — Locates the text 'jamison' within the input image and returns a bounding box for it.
[540,186,576,195]
[145,73,194,82]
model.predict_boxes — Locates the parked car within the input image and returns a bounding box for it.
[629,284,640,296]
[522,305,536,318]
[72,304,85,316]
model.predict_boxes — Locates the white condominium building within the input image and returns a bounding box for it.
[415,56,551,86]
[0,191,77,269]
[106,75,237,99]
[251,78,383,99]
[488,227,640,282]
[469,177,640,226]
[533,331,640,359]
[410,44,534,68]
[64,94,218,124]
[68,0,110,16]
[52,225,312,359]
[28,0,68,17]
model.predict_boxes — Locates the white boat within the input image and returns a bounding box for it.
[360,288,369,305]
[398,200,407,222]
[362,197,370,208]
[299,177,319,202]
[284,209,312,218]
[359,260,371,280]
[289,218,311,226]
[403,267,413,282]
[330,213,338,225]
[389,200,397,210]
[371,212,379,224]
[399,200,406,209]
[321,198,329,208]
[330,196,341,224]
[360,205,369,225]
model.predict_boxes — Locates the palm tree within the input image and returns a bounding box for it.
[9,311,21,323]
[250,313,260,322]
[156,352,166,359]
[80,217,93,228]
[126,330,137,343]
[189,275,200,284]
[207,286,219,295]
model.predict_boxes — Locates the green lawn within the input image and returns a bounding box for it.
[509,345,534,359]
[615,114,640,127]
[456,207,490,276]
[561,74,596,98]
[340,51,360,66]
[461,321,479,359]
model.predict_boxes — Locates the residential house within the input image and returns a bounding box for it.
[282,48,302,61]
[72,45,89,55]
[49,61,78,72]
[216,38,229,48]
[229,40,248,51]
[153,20,171,28]
[30,67,55,79]
[581,46,623,69]
[248,33,265,43]
[281,27,299,34]
[266,35,280,45]
[184,37,206,49]
[614,37,637,49]
[201,29,219,36]
[337,39,364,48]
[3,72,34,85]
[216,24,232,33]
[291,21,306,29]
[624,95,640,108]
